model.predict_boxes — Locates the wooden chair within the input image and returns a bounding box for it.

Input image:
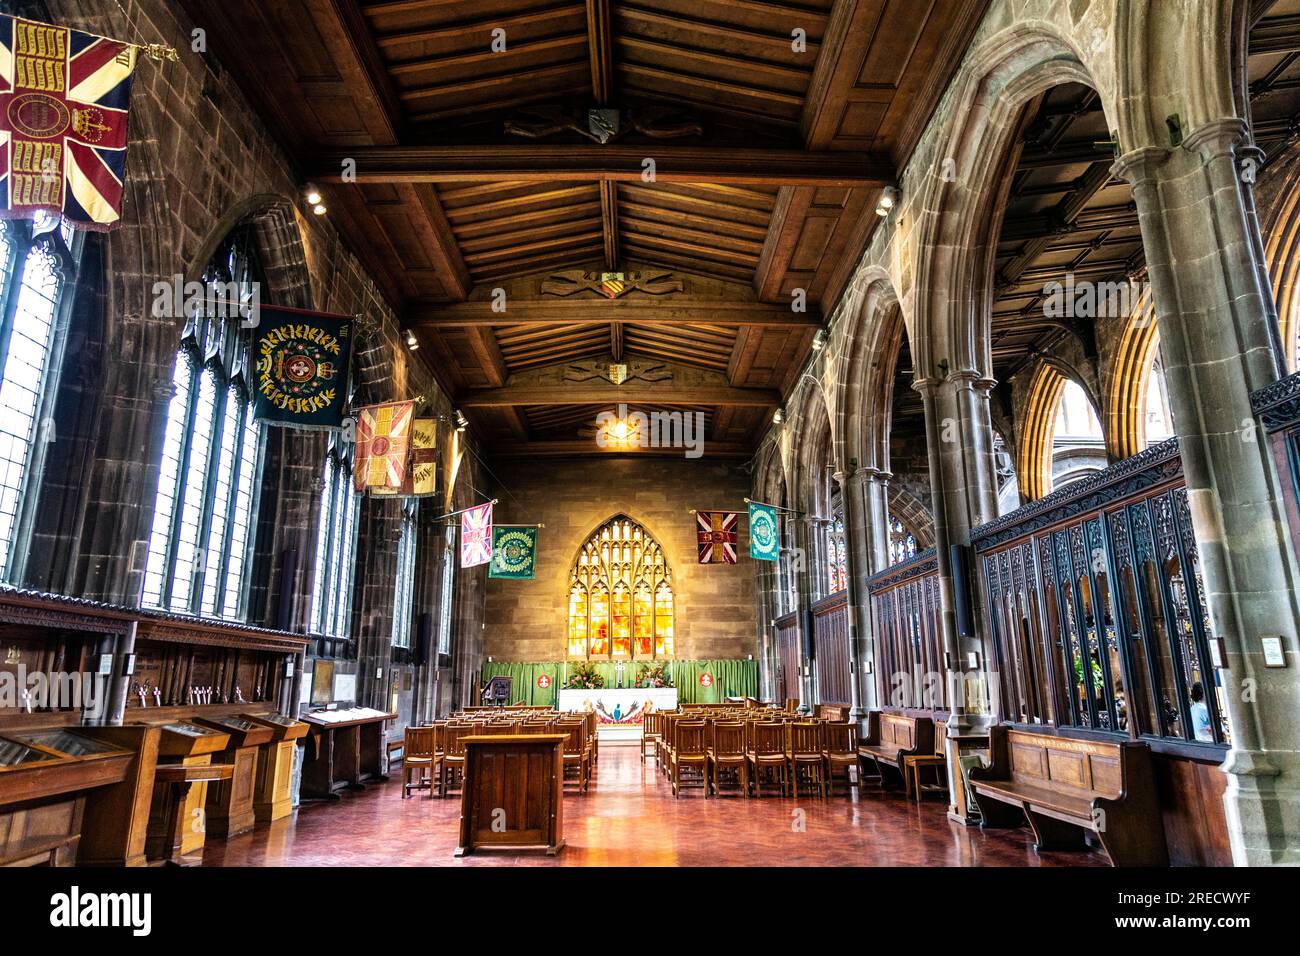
[641,711,661,763]
[401,726,440,799]
[558,720,590,793]
[788,721,827,798]
[747,721,789,797]
[671,721,709,797]
[822,721,858,795]
[708,721,749,797]
[439,723,470,797]
[904,729,949,803]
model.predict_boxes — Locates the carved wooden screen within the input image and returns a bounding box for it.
[866,548,947,713]
[974,439,1228,748]
[567,516,673,660]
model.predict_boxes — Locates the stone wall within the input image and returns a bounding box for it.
[482,457,757,662]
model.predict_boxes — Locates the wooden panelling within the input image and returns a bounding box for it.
[813,593,850,706]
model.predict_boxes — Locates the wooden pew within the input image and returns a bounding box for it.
[857,711,933,793]
[968,726,1168,867]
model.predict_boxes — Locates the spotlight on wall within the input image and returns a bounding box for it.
[875,186,901,218]
[454,410,468,433]
[811,328,827,351]
[405,329,419,351]
[304,184,326,216]
[772,408,785,425]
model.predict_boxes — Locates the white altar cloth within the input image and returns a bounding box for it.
[557,687,677,725]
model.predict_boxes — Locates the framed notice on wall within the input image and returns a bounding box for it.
[311,660,335,706]
[334,673,357,703]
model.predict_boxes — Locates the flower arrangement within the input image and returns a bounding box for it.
[635,661,673,688]
[564,661,605,689]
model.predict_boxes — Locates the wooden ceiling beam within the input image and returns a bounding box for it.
[412,299,821,328]
[587,0,615,104]
[459,384,780,408]
[601,180,620,269]
[312,145,893,187]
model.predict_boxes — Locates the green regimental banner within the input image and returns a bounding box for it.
[252,305,352,430]
[748,502,779,562]
[489,526,538,579]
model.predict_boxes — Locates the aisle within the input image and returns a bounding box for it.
[202,741,1107,867]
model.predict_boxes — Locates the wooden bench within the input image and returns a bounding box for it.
[857,711,933,792]
[968,726,1167,867]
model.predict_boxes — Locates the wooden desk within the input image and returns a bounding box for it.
[244,713,309,823]
[299,710,395,801]
[0,728,136,866]
[195,716,273,837]
[456,734,565,857]
[148,722,231,860]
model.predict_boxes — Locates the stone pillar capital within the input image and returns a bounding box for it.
[1111,145,1172,188]
[1181,117,1250,163]
[911,376,940,396]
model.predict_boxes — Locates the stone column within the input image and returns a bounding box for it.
[914,372,999,733]
[1115,125,1300,865]
[835,468,864,720]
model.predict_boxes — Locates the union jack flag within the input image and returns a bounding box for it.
[0,15,139,230]
[460,502,493,569]
[353,401,414,494]
[696,510,739,564]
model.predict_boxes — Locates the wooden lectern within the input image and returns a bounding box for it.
[244,713,309,823]
[456,734,565,857]
[195,715,274,837]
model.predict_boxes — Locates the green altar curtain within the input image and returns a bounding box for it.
[479,660,758,706]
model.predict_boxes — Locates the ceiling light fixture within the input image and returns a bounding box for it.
[454,410,468,433]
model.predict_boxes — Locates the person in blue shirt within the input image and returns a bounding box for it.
[1189,682,1214,742]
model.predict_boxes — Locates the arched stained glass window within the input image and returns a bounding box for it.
[142,227,263,618]
[888,513,917,566]
[0,216,80,583]
[568,516,673,659]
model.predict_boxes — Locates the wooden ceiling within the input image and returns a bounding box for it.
[180,0,989,458]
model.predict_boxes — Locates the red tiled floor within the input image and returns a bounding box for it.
[201,740,1109,867]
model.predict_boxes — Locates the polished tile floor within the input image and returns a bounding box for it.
[202,740,1107,867]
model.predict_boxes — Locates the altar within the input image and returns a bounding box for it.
[557,688,677,726]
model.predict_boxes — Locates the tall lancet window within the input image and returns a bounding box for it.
[142,228,264,619]
[568,516,673,660]
[309,437,360,637]
[0,216,81,583]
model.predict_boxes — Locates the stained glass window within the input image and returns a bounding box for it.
[888,513,917,566]
[0,217,79,583]
[568,516,673,659]
[826,513,847,594]
[142,228,263,619]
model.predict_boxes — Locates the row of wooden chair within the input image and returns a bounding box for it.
[651,712,858,797]
[402,711,599,798]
